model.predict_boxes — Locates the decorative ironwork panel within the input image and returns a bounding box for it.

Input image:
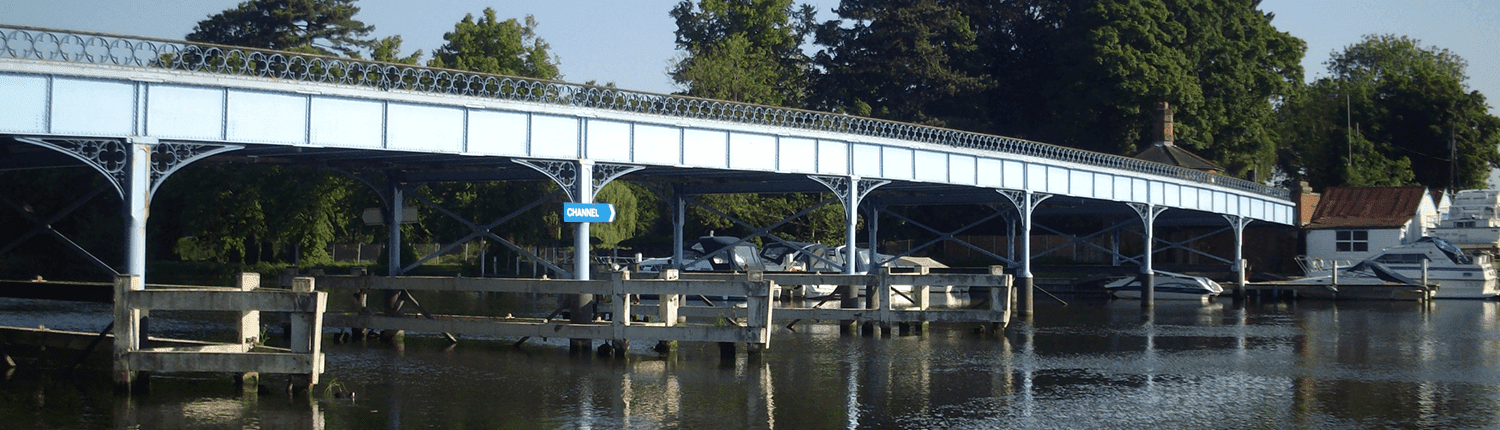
[810,175,889,207]
[997,190,1052,215]
[1128,202,1169,224]
[16,137,129,196]
[149,142,242,196]
[514,159,579,202]
[592,163,642,192]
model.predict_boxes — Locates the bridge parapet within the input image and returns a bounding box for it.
[0,24,1286,200]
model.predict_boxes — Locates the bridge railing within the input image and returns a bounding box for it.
[0,24,1287,200]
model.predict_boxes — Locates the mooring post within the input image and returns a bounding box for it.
[989,266,1011,331]
[838,284,857,335]
[655,269,680,353]
[610,271,631,357]
[289,277,324,390]
[112,274,142,392]
[876,268,893,337]
[235,273,261,390]
[746,275,774,354]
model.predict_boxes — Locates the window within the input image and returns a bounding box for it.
[1373,253,1426,264]
[1335,230,1368,252]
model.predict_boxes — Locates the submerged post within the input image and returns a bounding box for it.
[571,161,596,354]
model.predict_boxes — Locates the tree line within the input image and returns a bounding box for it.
[7,0,1495,274]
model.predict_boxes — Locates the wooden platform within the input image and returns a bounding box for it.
[1243,281,1433,301]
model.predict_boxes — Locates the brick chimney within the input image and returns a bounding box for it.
[1155,101,1174,147]
[1293,181,1320,227]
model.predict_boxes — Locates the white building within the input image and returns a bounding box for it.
[1303,186,1436,267]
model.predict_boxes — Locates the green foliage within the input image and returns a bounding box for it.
[187,0,377,57]
[1277,34,1500,190]
[590,182,659,249]
[161,165,360,265]
[418,181,566,250]
[810,0,990,126]
[428,9,560,79]
[691,193,848,246]
[368,35,423,64]
[673,33,789,105]
[955,0,1303,173]
[670,0,816,105]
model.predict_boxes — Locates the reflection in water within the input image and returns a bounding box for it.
[6,298,1500,428]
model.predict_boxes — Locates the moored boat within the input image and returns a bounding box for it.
[1303,237,1498,299]
[1103,271,1224,302]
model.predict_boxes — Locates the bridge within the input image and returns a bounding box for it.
[0,26,1291,321]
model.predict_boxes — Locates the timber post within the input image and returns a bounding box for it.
[235,273,260,390]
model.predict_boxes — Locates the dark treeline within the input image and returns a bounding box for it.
[3,0,1497,277]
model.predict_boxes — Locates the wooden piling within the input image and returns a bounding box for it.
[112,275,142,392]
[236,273,261,388]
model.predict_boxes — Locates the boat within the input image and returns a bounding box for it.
[1103,271,1224,301]
[1303,236,1498,299]
[1274,260,1428,300]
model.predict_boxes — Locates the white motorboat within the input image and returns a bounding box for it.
[1278,260,1428,300]
[1304,237,1498,299]
[1103,271,1224,301]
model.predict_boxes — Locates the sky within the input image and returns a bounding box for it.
[3,0,1499,182]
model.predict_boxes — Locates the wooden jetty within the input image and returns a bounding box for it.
[113,273,326,392]
[312,266,1012,351]
[313,271,778,354]
[0,274,328,392]
[1241,281,1434,301]
[0,266,1007,394]
[658,266,1012,335]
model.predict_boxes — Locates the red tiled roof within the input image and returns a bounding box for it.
[1306,186,1428,229]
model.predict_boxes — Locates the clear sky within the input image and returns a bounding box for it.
[3,0,1494,104]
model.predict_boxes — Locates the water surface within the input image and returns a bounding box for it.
[3,297,1500,429]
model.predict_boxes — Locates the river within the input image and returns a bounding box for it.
[3,296,1500,429]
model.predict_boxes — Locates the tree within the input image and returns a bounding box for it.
[670,0,816,105]
[810,0,991,126]
[1278,34,1500,190]
[187,0,376,57]
[1165,0,1305,178]
[669,0,847,245]
[369,35,422,64]
[428,9,560,79]
[591,182,657,249]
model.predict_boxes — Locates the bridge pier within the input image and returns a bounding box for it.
[999,191,1050,318]
[1130,203,1168,309]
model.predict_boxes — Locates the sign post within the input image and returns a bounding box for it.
[563,203,616,223]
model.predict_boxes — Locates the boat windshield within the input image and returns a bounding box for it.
[1416,236,1472,264]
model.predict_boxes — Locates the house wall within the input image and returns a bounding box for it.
[1305,228,1405,264]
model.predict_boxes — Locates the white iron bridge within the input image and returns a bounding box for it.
[0,25,1293,311]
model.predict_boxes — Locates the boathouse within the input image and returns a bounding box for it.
[1303,186,1437,265]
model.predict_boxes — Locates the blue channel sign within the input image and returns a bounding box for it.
[563,203,616,223]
